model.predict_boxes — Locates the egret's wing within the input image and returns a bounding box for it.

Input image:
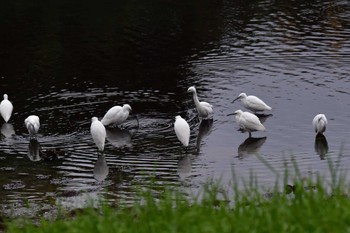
[174,119,190,146]
[91,122,106,150]
[246,96,270,111]
[0,100,13,122]
[312,116,319,132]
[101,106,122,126]
[200,101,213,114]
[241,113,265,131]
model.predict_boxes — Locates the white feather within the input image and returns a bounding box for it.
[91,117,106,151]
[101,104,132,126]
[174,116,190,147]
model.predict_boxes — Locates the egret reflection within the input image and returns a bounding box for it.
[1,123,15,138]
[93,155,109,182]
[255,113,273,124]
[27,139,42,162]
[177,156,192,179]
[314,134,328,160]
[106,127,133,148]
[196,119,213,150]
[237,137,267,159]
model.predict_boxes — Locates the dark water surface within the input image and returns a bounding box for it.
[1,0,350,217]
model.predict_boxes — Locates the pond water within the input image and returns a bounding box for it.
[1,0,350,218]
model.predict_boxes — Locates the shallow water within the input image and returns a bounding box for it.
[1,0,350,217]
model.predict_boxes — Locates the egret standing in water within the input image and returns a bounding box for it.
[232,93,271,113]
[174,115,190,147]
[229,110,266,137]
[91,117,106,152]
[312,114,327,135]
[101,104,132,126]
[24,115,40,137]
[0,94,13,122]
[187,86,213,119]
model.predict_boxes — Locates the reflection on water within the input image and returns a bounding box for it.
[0,0,350,219]
[314,134,329,160]
[237,137,267,159]
[106,127,133,148]
[196,119,213,150]
[177,156,192,179]
[256,114,273,124]
[27,139,42,162]
[1,123,15,138]
[93,155,109,182]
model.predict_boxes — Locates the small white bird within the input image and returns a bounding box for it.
[24,115,40,137]
[232,93,271,113]
[174,115,190,147]
[90,117,106,151]
[0,94,14,122]
[230,110,266,137]
[101,104,132,126]
[187,86,213,119]
[312,114,327,135]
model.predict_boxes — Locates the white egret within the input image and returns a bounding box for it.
[312,114,327,135]
[24,115,40,137]
[90,117,106,151]
[232,93,271,113]
[101,104,132,126]
[187,86,213,119]
[174,115,190,147]
[0,94,13,122]
[229,110,266,137]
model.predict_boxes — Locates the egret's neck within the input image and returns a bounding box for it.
[192,92,200,107]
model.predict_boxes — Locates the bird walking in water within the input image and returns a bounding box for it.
[174,115,190,147]
[101,104,132,126]
[0,94,13,122]
[229,110,266,137]
[312,114,327,135]
[24,115,40,138]
[187,86,213,119]
[91,117,106,152]
[232,93,271,113]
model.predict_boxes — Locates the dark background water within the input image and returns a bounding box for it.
[1,0,350,218]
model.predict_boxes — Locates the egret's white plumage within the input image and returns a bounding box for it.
[187,86,213,119]
[174,115,190,147]
[231,110,266,137]
[232,93,271,113]
[24,115,40,136]
[0,94,13,122]
[101,104,132,126]
[312,114,327,135]
[90,117,106,151]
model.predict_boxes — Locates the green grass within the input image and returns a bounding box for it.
[5,155,350,233]
[5,178,350,233]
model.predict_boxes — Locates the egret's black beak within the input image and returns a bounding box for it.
[227,112,237,116]
[231,97,240,103]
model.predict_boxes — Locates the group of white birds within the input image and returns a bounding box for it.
[174,86,328,147]
[0,87,328,152]
[90,104,132,152]
[0,94,40,137]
